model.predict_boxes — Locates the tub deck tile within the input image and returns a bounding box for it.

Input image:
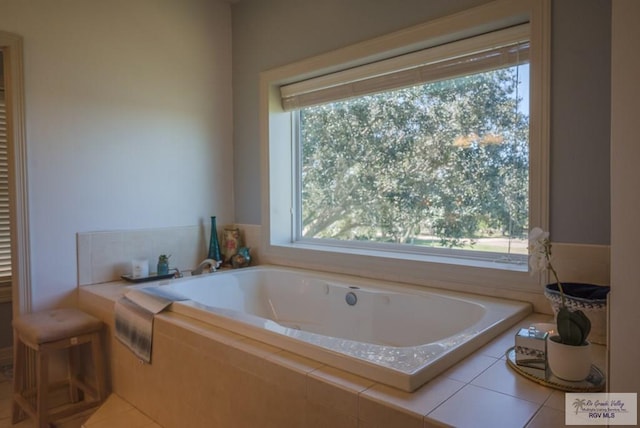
[426,384,539,428]
[265,350,325,393]
[307,366,375,418]
[441,353,498,383]
[470,358,553,404]
[359,376,465,428]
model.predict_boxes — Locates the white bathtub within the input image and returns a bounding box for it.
[160,265,530,391]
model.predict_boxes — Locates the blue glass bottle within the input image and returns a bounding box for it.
[208,216,222,264]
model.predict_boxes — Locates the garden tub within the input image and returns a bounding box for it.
[161,265,530,391]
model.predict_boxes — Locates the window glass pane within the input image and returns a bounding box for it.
[298,63,529,256]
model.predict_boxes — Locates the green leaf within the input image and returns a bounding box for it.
[571,309,592,341]
[557,307,591,346]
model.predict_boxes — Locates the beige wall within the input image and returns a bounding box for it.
[0,0,233,310]
[609,0,640,393]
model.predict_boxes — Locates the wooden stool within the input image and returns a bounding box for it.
[12,308,106,428]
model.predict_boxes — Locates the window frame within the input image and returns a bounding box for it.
[292,52,531,265]
[260,0,550,298]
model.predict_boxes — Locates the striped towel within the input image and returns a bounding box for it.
[114,286,188,363]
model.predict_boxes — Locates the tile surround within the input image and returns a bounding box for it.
[427,384,540,428]
[307,365,375,418]
[78,283,607,428]
[359,377,465,428]
[77,224,261,285]
[440,353,497,383]
[471,359,553,404]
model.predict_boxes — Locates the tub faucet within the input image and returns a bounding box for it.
[192,258,221,275]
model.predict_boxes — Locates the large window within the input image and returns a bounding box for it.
[261,0,550,294]
[296,50,529,261]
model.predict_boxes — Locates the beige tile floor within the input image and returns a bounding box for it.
[0,365,95,428]
[0,364,160,428]
[80,394,160,428]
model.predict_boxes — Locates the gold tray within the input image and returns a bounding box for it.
[506,347,605,392]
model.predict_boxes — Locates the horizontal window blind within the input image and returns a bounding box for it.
[281,23,530,111]
[0,90,11,284]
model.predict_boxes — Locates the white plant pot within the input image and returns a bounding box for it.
[546,335,592,381]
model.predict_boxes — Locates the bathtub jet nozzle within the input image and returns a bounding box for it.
[345,291,358,306]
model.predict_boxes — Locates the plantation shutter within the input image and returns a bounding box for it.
[280,23,529,111]
[0,89,11,286]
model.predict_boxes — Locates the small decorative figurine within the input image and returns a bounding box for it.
[223,226,242,264]
[231,247,251,268]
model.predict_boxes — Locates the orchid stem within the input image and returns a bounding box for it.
[547,255,565,307]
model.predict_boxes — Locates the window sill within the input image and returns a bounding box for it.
[262,241,543,304]
[286,241,527,272]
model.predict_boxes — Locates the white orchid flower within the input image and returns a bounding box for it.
[528,227,549,246]
[528,227,551,274]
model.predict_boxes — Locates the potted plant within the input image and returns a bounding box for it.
[528,227,592,381]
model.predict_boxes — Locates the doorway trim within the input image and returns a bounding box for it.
[1,31,32,316]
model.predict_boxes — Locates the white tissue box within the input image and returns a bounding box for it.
[515,327,548,370]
